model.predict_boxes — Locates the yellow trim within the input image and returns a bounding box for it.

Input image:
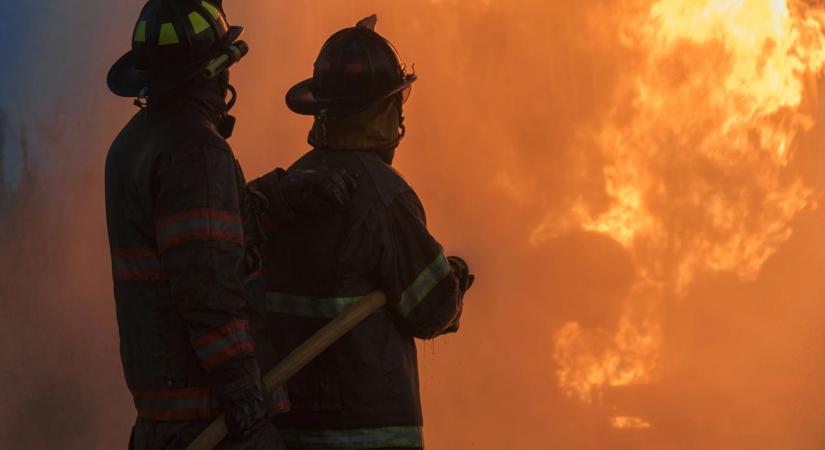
[188,11,210,34]
[158,23,179,46]
[201,1,221,19]
[204,54,230,78]
[133,20,147,43]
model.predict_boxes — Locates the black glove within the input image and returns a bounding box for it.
[219,422,284,450]
[211,363,285,450]
[448,256,475,293]
[250,167,358,223]
[281,168,358,218]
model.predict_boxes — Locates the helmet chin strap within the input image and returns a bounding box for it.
[225,83,238,111]
[396,94,406,139]
[217,83,238,138]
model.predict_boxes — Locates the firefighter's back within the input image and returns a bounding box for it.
[260,148,460,449]
[105,102,229,406]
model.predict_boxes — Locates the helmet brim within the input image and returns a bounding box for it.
[107,50,147,98]
[285,74,417,117]
[107,26,244,98]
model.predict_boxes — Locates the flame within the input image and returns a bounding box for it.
[553,314,661,403]
[610,415,653,429]
[543,0,825,426]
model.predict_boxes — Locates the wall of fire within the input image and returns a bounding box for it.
[1,1,824,449]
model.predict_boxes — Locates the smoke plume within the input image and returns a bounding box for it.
[1,1,825,449]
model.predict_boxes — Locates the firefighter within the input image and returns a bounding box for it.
[252,15,475,450]
[105,1,355,449]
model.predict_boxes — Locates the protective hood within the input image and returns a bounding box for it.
[308,97,402,152]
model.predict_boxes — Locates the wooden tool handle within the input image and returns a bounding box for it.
[185,291,388,450]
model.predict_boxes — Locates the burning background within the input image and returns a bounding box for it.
[2,0,825,448]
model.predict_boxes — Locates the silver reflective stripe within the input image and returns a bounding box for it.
[193,329,248,361]
[264,292,363,319]
[397,253,451,318]
[280,426,423,449]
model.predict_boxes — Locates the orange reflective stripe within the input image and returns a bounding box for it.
[131,388,219,420]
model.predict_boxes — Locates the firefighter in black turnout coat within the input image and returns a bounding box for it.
[104,2,355,449]
[252,16,475,450]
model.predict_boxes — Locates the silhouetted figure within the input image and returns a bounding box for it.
[253,15,475,450]
[104,2,354,449]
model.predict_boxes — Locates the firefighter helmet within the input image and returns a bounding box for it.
[108,0,246,97]
[286,15,417,117]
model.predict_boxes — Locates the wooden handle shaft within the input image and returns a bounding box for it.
[185,291,388,450]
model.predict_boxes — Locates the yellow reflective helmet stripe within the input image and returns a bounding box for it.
[200,1,221,19]
[133,20,147,43]
[200,1,228,31]
[188,11,209,34]
[158,23,179,46]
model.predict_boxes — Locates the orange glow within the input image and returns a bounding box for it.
[6,1,825,449]
[610,415,653,429]
[553,315,661,403]
[544,0,825,429]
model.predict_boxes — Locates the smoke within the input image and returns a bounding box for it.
[1,1,825,449]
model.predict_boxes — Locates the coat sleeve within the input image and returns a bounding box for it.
[375,190,466,339]
[154,144,258,376]
[247,168,295,234]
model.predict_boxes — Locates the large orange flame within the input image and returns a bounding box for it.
[542,0,825,427]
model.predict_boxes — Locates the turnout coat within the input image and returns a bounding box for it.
[257,148,466,450]
[105,93,284,430]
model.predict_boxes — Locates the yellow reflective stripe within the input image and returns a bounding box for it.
[188,11,210,34]
[398,253,451,317]
[133,20,147,43]
[200,1,221,19]
[204,54,230,78]
[158,23,180,46]
[264,292,363,319]
[280,426,424,449]
[200,1,228,31]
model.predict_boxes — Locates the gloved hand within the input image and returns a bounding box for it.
[211,363,286,450]
[219,421,284,450]
[281,168,358,218]
[250,167,358,223]
[447,256,475,293]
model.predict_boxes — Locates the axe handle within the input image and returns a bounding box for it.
[185,291,388,450]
